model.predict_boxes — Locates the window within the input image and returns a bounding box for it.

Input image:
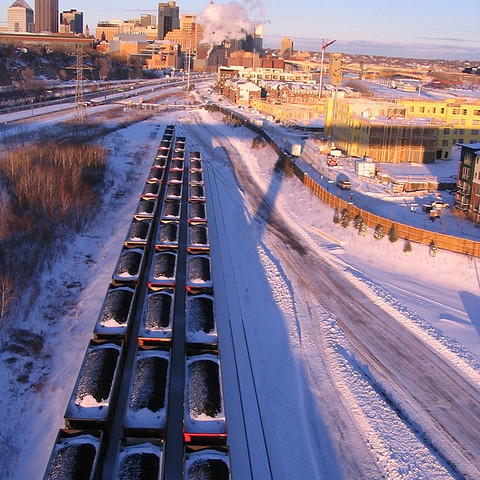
[453,138,457,144]
[433,108,437,113]
[459,129,465,134]
[442,140,449,146]
[410,106,414,112]
[441,108,445,113]
[473,120,480,126]
[474,110,480,116]
[462,166,470,178]
[472,130,479,135]
[462,109,467,115]
[443,128,450,135]
[452,108,460,114]
[459,138,464,143]
[454,129,458,134]
[419,107,425,113]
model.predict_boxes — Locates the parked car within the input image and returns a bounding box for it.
[431,200,450,209]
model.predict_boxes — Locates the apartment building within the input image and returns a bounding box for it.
[455,142,480,223]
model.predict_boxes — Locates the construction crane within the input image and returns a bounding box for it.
[318,38,336,99]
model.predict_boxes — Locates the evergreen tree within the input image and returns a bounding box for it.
[403,238,412,253]
[358,219,366,236]
[341,209,351,228]
[388,224,399,243]
[374,224,385,240]
[333,209,340,224]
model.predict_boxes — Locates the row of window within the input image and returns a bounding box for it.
[410,106,480,116]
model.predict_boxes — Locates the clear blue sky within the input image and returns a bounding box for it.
[1,0,479,60]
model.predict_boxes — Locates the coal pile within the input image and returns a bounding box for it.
[171,160,184,170]
[129,356,168,412]
[75,346,120,404]
[186,457,229,480]
[152,252,176,281]
[190,185,204,199]
[162,201,180,219]
[45,440,97,480]
[145,292,172,331]
[143,183,160,196]
[186,296,214,334]
[189,226,208,247]
[153,157,167,168]
[188,359,221,418]
[168,170,183,183]
[116,250,142,278]
[190,171,203,183]
[149,169,164,182]
[100,288,134,326]
[188,256,210,283]
[190,160,202,170]
[157,222,178,245]
[117,451,160,480]
[189,203,206,222]
[137,199,156,216]
[128,220,150,242]
[166,184,182,198]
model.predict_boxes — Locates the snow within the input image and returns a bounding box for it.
[1,83,479,479]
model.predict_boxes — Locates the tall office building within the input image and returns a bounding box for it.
[7,0,34,33]
[157,1,179,39]
[34,0,58,33]
[140,13,156,27]
[280,36,293,58]
[60,9,83,34]
[328,52,342,86]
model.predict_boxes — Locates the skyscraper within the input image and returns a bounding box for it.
[34,0,58,33]
[157,1,179,40]
[280,37,293,58]
[60,9,83,34]
[7,0,34,33]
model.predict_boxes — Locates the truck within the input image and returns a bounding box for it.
[285,139,302,156]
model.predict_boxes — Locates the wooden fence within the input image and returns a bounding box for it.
[304,174,480,257]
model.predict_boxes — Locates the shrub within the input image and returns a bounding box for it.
[374,224,385,240]
[251,135,266,149]
[340,209,350,228]
[358,220,366,236]
[403,238,412,253]
[353,214,363,230]
[388,224,399,243]
[333,209,340,224]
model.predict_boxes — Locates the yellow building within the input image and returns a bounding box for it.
[329,97,480,162]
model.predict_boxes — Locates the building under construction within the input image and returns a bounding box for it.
[329,98,447,163]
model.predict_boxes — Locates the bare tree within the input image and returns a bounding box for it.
[0,274,14,328]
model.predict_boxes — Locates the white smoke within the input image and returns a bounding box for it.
[197,1,265,45]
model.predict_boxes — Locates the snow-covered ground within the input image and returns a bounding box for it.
[0,87,479,479]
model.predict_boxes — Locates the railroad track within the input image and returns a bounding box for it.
[43,126,230,480]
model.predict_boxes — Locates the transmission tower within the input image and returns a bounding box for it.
[68,43,93,123]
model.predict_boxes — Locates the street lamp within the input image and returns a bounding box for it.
[318,39,336,99]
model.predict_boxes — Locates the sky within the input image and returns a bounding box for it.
[1,0,479,60]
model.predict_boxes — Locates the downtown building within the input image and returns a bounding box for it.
[35,0,58,33]
[157,1,179,40]
[60,9,83,34]
[7,0,34,33]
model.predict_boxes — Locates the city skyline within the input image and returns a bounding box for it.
[1,0,479,60]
